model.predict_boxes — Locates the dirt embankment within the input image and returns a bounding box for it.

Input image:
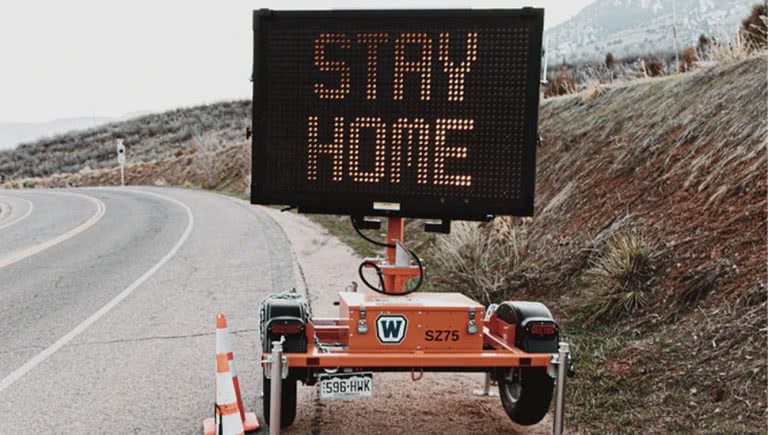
[534,56,766,299]
[523,55,766,432]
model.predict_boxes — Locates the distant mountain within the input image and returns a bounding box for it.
[545,0,755,63]
[0,112,150,150]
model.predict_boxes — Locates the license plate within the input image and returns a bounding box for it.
[318,372,373,400]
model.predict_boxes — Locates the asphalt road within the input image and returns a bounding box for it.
[0,187,295,433]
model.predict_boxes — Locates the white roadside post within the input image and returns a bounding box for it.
[553,341,570,435]
[116,139,126,186]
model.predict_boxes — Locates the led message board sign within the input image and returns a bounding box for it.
[251,9,544,220]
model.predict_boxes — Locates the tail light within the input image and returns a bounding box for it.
[270,322,303,334]
[527,322,558,336]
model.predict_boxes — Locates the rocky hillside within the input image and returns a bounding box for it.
[546,0,755,62]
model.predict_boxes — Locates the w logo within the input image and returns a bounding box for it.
[375,315,408,344]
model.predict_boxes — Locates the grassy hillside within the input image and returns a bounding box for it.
[526,55,766,432]
[2,56,765,433]
[0,101,249,180]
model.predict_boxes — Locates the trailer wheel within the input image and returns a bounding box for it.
[498,367,553,426]
[262,373,297,428]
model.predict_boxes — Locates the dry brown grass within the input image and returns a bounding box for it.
[741,3,768,49]
[579,80,607,102]
[431,220,529,305]
[711,6,767,65]
[544,67,577,98]
[189,130,224,189]
[640,56,665,78]
[676,259,733,307]
[539,55,767,200]
[681,46,699,72]
[712,31,755,63]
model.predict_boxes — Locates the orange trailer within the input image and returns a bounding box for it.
[259,216,567,429]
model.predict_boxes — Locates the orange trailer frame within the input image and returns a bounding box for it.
[271,216,554,373]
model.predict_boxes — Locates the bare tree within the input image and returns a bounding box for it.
[183,113,223,189]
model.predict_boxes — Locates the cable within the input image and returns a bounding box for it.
[351,216,395,248]
[351,217,425,295]
[358,260,387,294]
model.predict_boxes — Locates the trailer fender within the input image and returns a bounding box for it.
[494,301,559,353]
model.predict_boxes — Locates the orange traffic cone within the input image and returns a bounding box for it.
[217,313,260,432]
[203,354,246,435]
[203,314,260,434]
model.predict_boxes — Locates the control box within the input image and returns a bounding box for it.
[339,292,485,352]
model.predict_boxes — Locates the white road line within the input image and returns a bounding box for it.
[0,197,34,231]
[0,188,195,394]
[0,193,104,269]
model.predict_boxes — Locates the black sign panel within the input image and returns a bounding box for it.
[251,9,543,220]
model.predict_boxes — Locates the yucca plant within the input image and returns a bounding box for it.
[580,230,656,323]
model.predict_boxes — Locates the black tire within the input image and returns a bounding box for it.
[498,367,554,426]
[262,374,297,428]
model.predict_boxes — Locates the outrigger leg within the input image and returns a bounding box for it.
[266,338,287,435]
[552,341,570,435]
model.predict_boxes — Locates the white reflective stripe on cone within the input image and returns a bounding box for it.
[216,372,239,406]
[229,358,238,377]
[216,324,232,354]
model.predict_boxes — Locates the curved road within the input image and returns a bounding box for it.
[0,187,296,433]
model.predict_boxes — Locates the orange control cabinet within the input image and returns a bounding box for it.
[339,292,485,352]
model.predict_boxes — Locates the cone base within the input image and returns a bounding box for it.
[203,413,259,435]
[202,417,215,435]
[243,412,260,432]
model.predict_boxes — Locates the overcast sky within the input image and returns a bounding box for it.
[0,0,593,123]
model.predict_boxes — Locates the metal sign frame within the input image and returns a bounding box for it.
[251,9,544,220]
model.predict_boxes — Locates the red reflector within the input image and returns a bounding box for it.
[270,323,302,334]
[530,324,557,335]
